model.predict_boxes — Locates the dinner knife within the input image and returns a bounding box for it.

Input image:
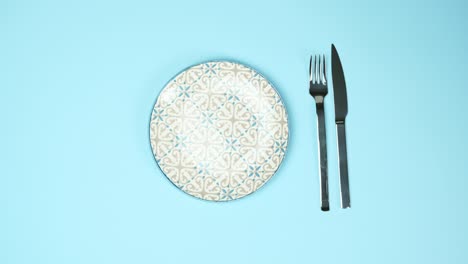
[331,44,351,209]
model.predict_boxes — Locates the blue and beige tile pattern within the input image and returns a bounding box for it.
[150,61,288,201]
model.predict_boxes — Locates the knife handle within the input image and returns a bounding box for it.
[336,122,351,208]
[315,102,329,211]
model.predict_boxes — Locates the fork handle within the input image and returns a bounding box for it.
[315,101,329,211]
[337,122,351,208]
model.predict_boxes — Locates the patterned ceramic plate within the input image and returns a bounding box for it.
[150,61,288,201]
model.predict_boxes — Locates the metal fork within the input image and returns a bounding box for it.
[309,55,329,211]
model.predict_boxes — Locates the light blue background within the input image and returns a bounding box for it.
[2,0,467,263]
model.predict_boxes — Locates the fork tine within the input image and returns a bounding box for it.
[322,54,327,84]
[309,56,313,81]
[314,55,319,83]
[311,55,314,82]
[318,55,323,84]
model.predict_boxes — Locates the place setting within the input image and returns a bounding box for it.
[149,44,350,211]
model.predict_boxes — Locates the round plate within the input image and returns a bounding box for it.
[150,61,288,201]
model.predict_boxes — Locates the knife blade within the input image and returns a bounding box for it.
[331,44,351,209]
